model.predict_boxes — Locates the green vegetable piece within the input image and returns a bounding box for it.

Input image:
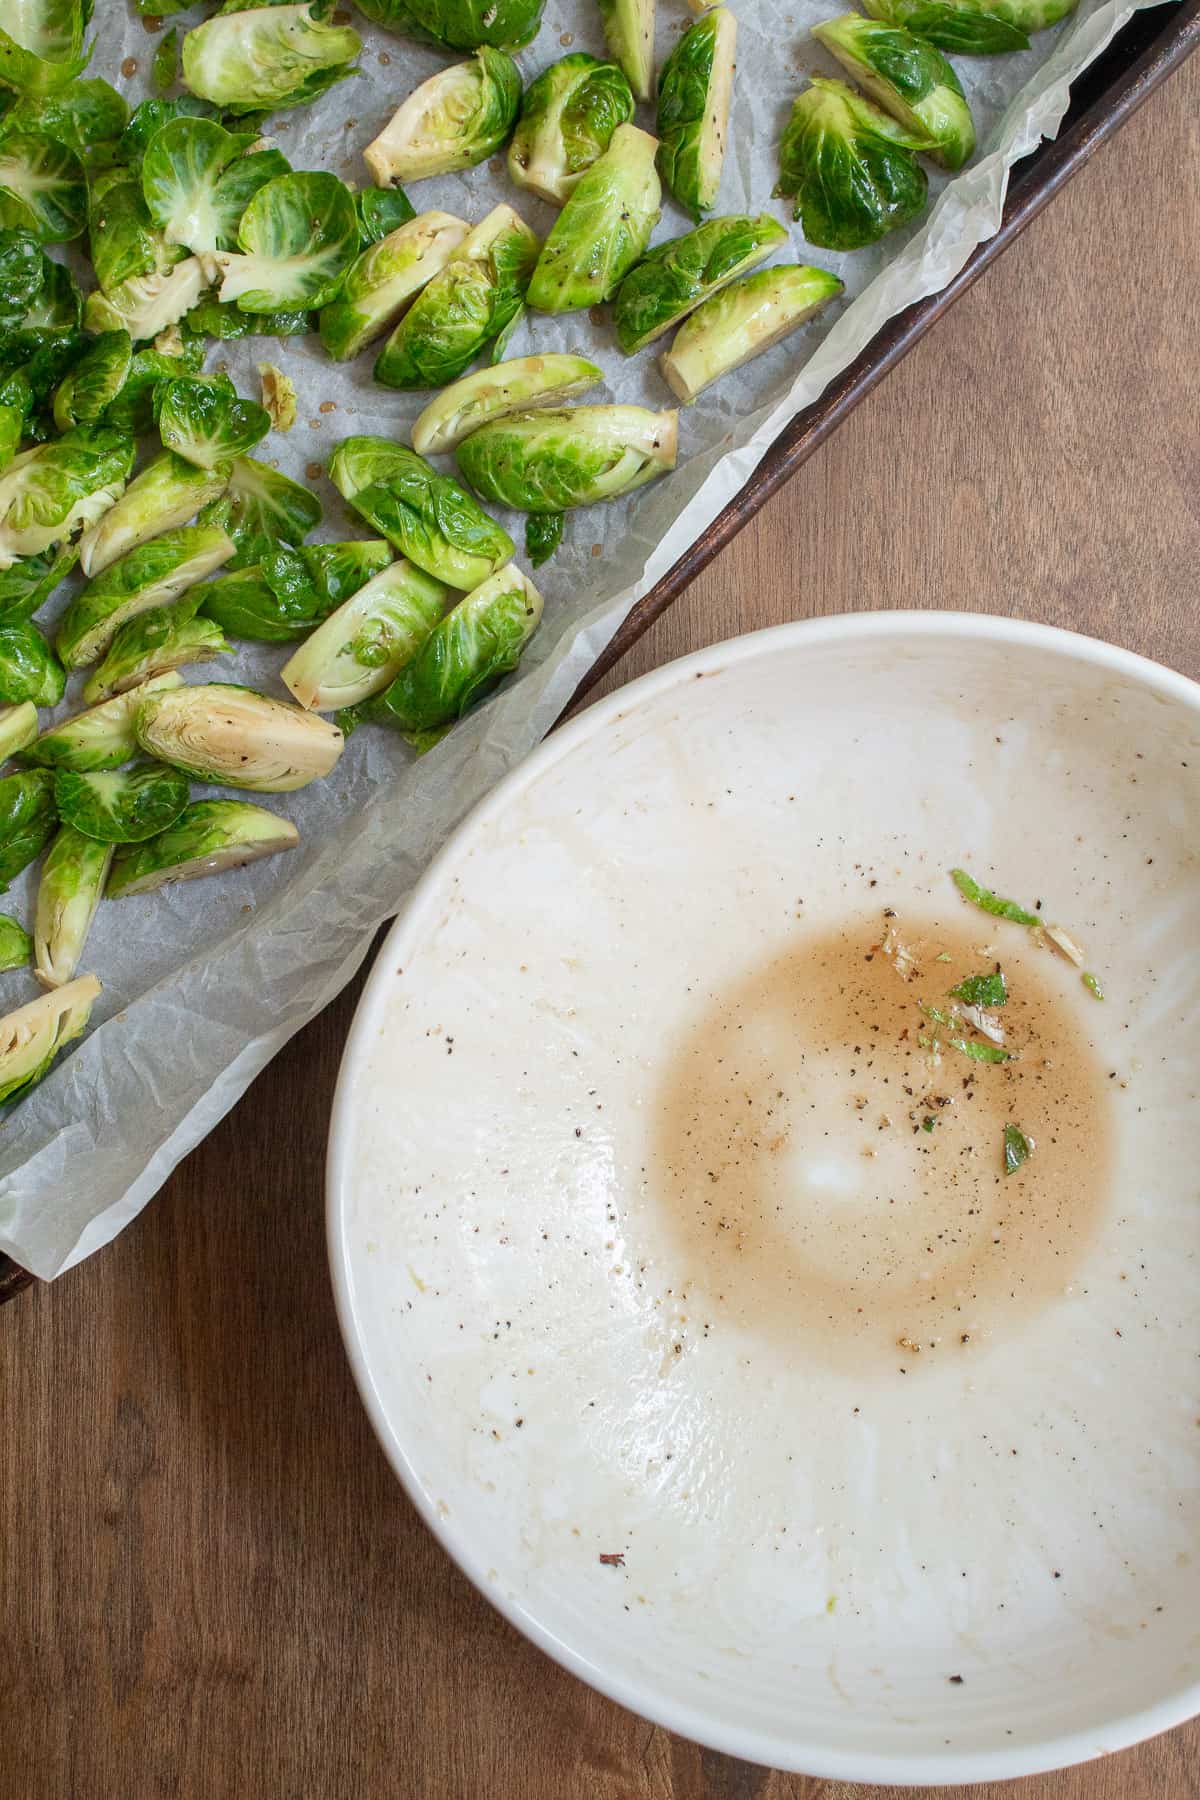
[0,913,32,971]
[488,300,524,362]
[117,96,220,167]
[596,0,655,102]
[107,797,298,896]
[948,969,1007,1008]
[859,0,1080,54]
[281,558,448,711]
[661,263,843,402]
[51,329,132,431]
[330,437,513,591]
[23,253,81,328]
[349,0,545,52]
[155,374,271,471]
[318,210,468,363]
[1003,1123,1033,1174]
[0,426,133,567]
[152,27,179,94]
[613,213,787,356]
[527,123,660,315]
[524,511,562,568]
[950,867,1040,928]
[508,53,634,206]
[135,682,344,792]
[364,48,520,186]
[1082,971,1104,1001]
[0,701,39,760]
[54,761,190,844]
[101,342,203,435]
[76,451,229,579]
[0,0,91,99]
[0,132,87,242]
[86,166,170,294]
[813,14,975,171]
[197,455,320,570]
[34,823,110,986]
[182,298,313,340]
[345,563,542,740]
[59,523,235,666]
[412,352,603,456]
[355,185,416,244]
[0,975,99,1108]
[181,3,361,115]
[20,672,184,771]
[141,117,292,255]
[0,80,127,164]
[956,1037,1011,1064]
[374,202,539,390]
[82,599,230,705]
[213,170,359,314]
[0,544,75,624]
[0,624,64,705]
[0,369,32,472]
[0,768,57,890]
[776,78,929,250]
[199,540,391,640]
[455,404,677,513]
[0,227,47,329]
[656,8,736,222]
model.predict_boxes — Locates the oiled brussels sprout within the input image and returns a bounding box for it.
[0,0,91,98]
[412,353,603,456]
[813,13,975,169]
[182,299,314,341]
[59,523,235,666]
[199,541,392,641]
[355,185,415,244]
[155,374,272,471]
[526,123,659,315]
[197,455,320,569]
[596,0,655,102]
[107,798,298,897]
[0,701,39,761]
[524,512,562,568]
[862,0,1076,53]
[656,7,736,222]
[0,427,133,569]
[330,436,513,591]
[456,405,677,512]
[84,257,210,345]
[181,3,361,115]
[34,825,111,987]
[55,761,190,844]
[613,213,786,355]
[141,116,291,254]
[0,624,65,706]
[659,263,843,401]
[281,559,449,711]
[0,768,58,891]
[51,329,132,431]
[213,171,359,314]
[0,227,45,330]
[318,211,469,363]
[507,54,634,205]
[20,673,184,771]
[0,545,75,626]
[82,600,230,705]
[0,79,128,160]
[349,0,545,52]
[135,682,344,792]
[0,131,87,243]
[84,166,209,342]
[775,78,928,249]
[0,975,99,1108]
[364,49,520,186]
[0,913,32,972]
[77,452,229,578]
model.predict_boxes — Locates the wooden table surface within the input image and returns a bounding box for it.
[3,56,1198,1800]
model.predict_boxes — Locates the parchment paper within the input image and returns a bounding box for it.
[0,0,1169,1277]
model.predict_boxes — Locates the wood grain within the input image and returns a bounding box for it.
[2,56,1198,1800]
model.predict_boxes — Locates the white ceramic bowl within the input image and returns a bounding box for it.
[328,613,1200,1783]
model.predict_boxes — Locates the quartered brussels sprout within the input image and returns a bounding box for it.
[455,404,677,512]
[813,14,975,169]
[20,672,183,770]
[0,131,87,243]
[656,7,736,222]
[77,451,229,578]
[107,797,298,896]
[526,123,659,315]
[281,559,448,711]
[508,54,634,207]
[55,761,190,844]
[318,210,468,363]
[34,824,110,987]
[355,185,416,244]
[0,701,39,761]
[0,913,32,971]
[135,682,344,791]
[374,203,539,389]
[0,79,128,161]
[199,540,392,640]
[0,426,133,568]
[212,171,359,314]
[84,258,209,344]
[0,768,58,890]
[155,374,272,471]
[141,117,292,254]
[411,353,604,456]
[343,564,542,741]
[0,974,99,1108]
[0,0,91,98]
[82,599,230,704]
[524,511,562,568]
[659,262,843,401]
[364,48,521,186]
[181,3,361,115]
[861,0,1075,53]
[59,523,235,666]
[0,544,75,624]
[597,0,655,102]
[0,624,65,706]
[257,362,296,433]
[329,436,514,591]
[613,213,786,355]
[196,455,320,569]
[350,0,545,52]
[51,329,132,430]
[182,299,314,341]
[776,78,928,249]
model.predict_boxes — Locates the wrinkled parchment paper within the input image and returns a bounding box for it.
[0,0,1169,1277]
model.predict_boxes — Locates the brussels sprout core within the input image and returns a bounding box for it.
[812,14,976,170]
[135,683,345,792]
[660,263,844,402]
[107,800,299,897]
[656,7,737,222]
[363,49,521,185]
[0,975,100,1107]
[412,354,604,456]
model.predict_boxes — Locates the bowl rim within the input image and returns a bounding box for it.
[326,609,1200,1783]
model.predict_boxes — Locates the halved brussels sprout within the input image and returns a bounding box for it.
[83,256,210,344]
[0,131,87,243]
[213,170,359,314]
[508,54,635,206]
[199,540,392,640]
[0,624,64,706]
[135,683,344,791]
[196,455,320,569]
[0,974,99,1107]
[659,262,844,401]
[257,362,296,433]
[34,824,110,987]
[59,523,235,666]
[526,123,659,315]
[455,405,677,512]
[329,436,514,591]
[412,353,604,456]
[51,329,132,430]
[281,559,448,711]
[0,426,133,568]
[597,0,655,102]
[182,298,314,340]
[20,672,183,771]
[776,78,928,249]
[524,511,562,568]
[374,202,538,390]
[364,48,520,186]
[613,213,786,355]
[355,185,415,244]
[861,0,1075,52]
[0,701,39,761]
[107,797,298,896]
[55,761,190,844]
[0,0,91,98]
[181,3,361,115]
[101,342,205,435]
[0,768,58,890]
[349,0,545,51]
[82,600,230,704]
[0,227,45,329]
[813,14,975,170]
[0,913,32,971]
[156,374,272,471]
[344,564,542,740]
[656,7,736,222]
[141,116,292,254]
[77,452,229,578]
[318,210,468,363]
[0,544,75,623]
[0,80,128,160]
